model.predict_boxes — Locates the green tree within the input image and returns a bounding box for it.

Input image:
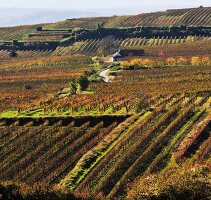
[96,23,102,31]
[36,26,43,31]
[97,35,117,56]
[69,81,77,95]
[77,77,89,91]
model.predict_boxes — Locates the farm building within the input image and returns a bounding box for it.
[111,49,145,62]
[111,51,122,62]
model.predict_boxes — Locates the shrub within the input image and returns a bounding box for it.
[177,57,189,65]
[77,77,89,91]
[36,27,43,31]
[9,51,17,58]
[23,84,32,90]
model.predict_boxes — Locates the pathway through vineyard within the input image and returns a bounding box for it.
[99,69,110,82]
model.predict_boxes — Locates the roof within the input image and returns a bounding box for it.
[113,51,122,57]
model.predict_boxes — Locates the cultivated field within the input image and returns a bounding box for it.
[0,6,210,200]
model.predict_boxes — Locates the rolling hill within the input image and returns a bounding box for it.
[0,7,210,41]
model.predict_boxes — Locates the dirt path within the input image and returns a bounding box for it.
[99,69,110,82]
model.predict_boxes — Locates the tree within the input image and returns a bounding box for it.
[191,56,201,66]
[142,59,154,68]
[97,35,118,56]
[201,56,210,66]
[23,84,32,90]
[166,57,177,66]
[9,51,17,58]
[36,26,43,31]
[77,77,89,91]
[177,57,188,65]
[96,23,102,31]
[69,81,77,95]
[12,40,18,45]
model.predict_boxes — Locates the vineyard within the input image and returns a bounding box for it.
[0,50,52,59]
[0,5,211,200]
[0,94,210,199]
[0,116,124,185]
[61,100,210,199]
[53,36,211,56]
[0,37,210,59]
[43,7,211,29]
[0,7,210,42]
[0,55,94,113]
[27,30,71,42]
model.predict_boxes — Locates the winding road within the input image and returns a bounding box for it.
[99,69,110,82]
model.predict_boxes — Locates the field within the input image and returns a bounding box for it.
[0,55,94,113]
[0,6,211,200]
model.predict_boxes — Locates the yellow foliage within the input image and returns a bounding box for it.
[166,57,177,66]
[120,56,210,70]
[130,58,142,66]
[121,61,131,69]
[177,57,188,65]
[191,56,201,66]
[142,59,153,68]
[127,58,154,68]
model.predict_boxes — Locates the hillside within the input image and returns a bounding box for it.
[47,7,211,29]
[0,7,210,41]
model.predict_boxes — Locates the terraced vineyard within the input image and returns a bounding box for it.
[0,37,210,59]
[53,36,210,56]
[0,25,40,41]
[43,7,211,29]
[27,30,71,42]
[0,7,210,42]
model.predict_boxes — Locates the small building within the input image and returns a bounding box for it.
[111,48,145,62]
[111,51,122,62]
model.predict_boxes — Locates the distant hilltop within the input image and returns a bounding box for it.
[0,7,210,43]
[1,6,211,29]
[60,6,211,29]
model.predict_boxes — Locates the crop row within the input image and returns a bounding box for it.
[58,96,210,198]
[53,36,206,56]
[0,119,119,185]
